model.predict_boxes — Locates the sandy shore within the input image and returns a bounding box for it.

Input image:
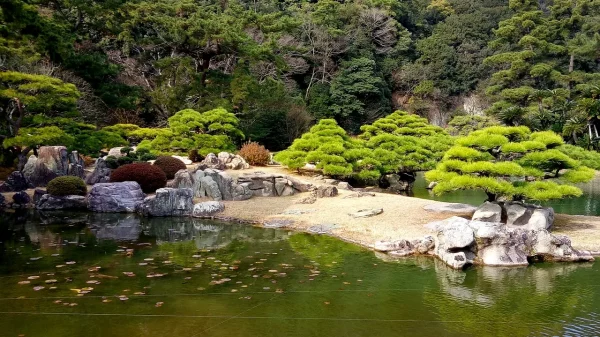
[3,166,600,251]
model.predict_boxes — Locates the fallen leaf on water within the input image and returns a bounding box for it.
[231,289,238,293]
[144,258,154,261]
[134,292,145,295]
[33,286,45,291]
[18,281,30,285]
[275,289,284,293]
[82,287,94,291]
[53,300,62,304]
[69,303,78,306]
[56,265,65,268]
[118,296,129,301]
[155,302,164,307]
[343,282,351,285]
[324,302,330,305]
[27,276,39,280]
[102,299,112,303]
[45,279,57,284]
[139,263,148,266]
[123,272,135,277]
[88,267,101,272]
[86,280,100,284]
[66,261,76,265]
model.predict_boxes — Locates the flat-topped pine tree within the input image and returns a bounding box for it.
[426,126,595,201]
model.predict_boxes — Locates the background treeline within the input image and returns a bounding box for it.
[1,0,599,160]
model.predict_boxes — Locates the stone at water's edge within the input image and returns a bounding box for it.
[192,201,225,217]
[505,201,554,230]
[472,201,502,222]
[136,188,194,217]
[12,191,31,206]
[85,158,112,185]
[382,173,414,193]
[22,146,85,187]
[88,182,145,213]
[36,194,87,210]
[0,171,31,192]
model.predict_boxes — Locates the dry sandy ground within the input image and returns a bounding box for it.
[3,166,600,251]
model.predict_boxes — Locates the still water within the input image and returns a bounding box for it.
[411,173,600,216]
[0,211,599,337]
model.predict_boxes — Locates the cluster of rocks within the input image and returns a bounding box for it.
[374,201,593,269]
[197,152,249,170]
[23,146,85,187]
[0,190,32,209]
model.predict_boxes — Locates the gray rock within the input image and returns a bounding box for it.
[85,158,112,185]
[316,185,338,198]
[374,240,412,252]
[423,202,477,214]
[198,176,222,200]
[472,201,502,222]
[344,191,376,198]
[426,181,438,189]
[337,182,353,190]
[36,194,87,210]
[286,176,313,192]
[23,146,85,187]
[33,189,46,205]
[414,236,435,254]
[505,202,554,230]
[88,182,145,213]
[169,169,194,189]
[12,191,31,205]
[382,173,415,192]
[107,147,127,158]
[433,218,476,269]
[308,223,337,234]
[0,171,31,192]
[424,216,470,232]
[349,208,383,218]
[231,182,253,201]
[192,201,225,217]
[264,219,294,228]
[136,188,194,217]
[0,193,5,208]
[296,191,317,204]
[200,153,225,170]
[324,178,339,185]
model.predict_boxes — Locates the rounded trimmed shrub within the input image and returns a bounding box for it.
[110,163,167,193]
[238,141,270,166]
[153,156,187,179]
[47,176,87,196]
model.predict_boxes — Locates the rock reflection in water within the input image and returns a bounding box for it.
[88,213,142,241]
[142,217,291,249]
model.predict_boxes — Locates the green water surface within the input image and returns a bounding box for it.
[0,211,599,337]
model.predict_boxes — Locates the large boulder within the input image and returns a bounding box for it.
[231,182,253,201]
[199,153,225,170]
[472,201,502,222]
[23,146,85,187]
[168,169,194,189]
[504,202,554,230]
[316,185,338,198]
[381,173,415,193]
[0,171,31,192]
[218,152,249,170]
[106,147,127,158]
[88,182,145,213]
[36,194,87,210]
[136,188,194,217]
[198,176,222,200]
[192,201,225,217]
[85,158,112,185]
[433,217,476,269]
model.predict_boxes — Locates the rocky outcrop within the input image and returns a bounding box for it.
[505,202,554,230]
[136,188,194,217]
[237,172,302,197]
[373,236,435,257]
[380,173,415,193]
[88,182,145,213]
[199,153,225,170]
[426,216,594,269]
[192,201,225,217]
[472,201,502,222]
[22,146,85,187]
[218,152,250,170]
[85,158,112,185]
[168,169,194,189]
[316,185,338,198]
[0,171,31,192]
[36,194,87,210]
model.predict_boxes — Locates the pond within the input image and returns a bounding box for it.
[410,173,600,216]
[0,211,599,337]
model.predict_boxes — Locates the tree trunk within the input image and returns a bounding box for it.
[16,146,32,171]
[485,191,497,202]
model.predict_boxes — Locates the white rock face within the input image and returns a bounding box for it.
[472,201,502,222]
[88,182,145,213]
[136,188,194,217]
[192,201,225,217]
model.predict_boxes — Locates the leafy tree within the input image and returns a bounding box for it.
[274,119,375,178]
[329,57,390,133]
[359,110,453,182]
[426,126,595,202]
[138,108,244,155]
[447,115,500,136]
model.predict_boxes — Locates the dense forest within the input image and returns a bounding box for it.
[1,0,599,168]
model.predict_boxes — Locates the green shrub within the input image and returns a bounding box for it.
[110,163,167,193]
[46,176,87,196]
[238,142,270,166]
[447,115,499,136]
[153,156,187,179]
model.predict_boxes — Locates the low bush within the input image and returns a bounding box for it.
[238,141,271,166]
[47,176,87,196]
[110,163,167,193]
[153,156,187,179]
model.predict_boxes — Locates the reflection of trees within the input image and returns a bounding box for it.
[426,260,595,336]
[143,217,290,250]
